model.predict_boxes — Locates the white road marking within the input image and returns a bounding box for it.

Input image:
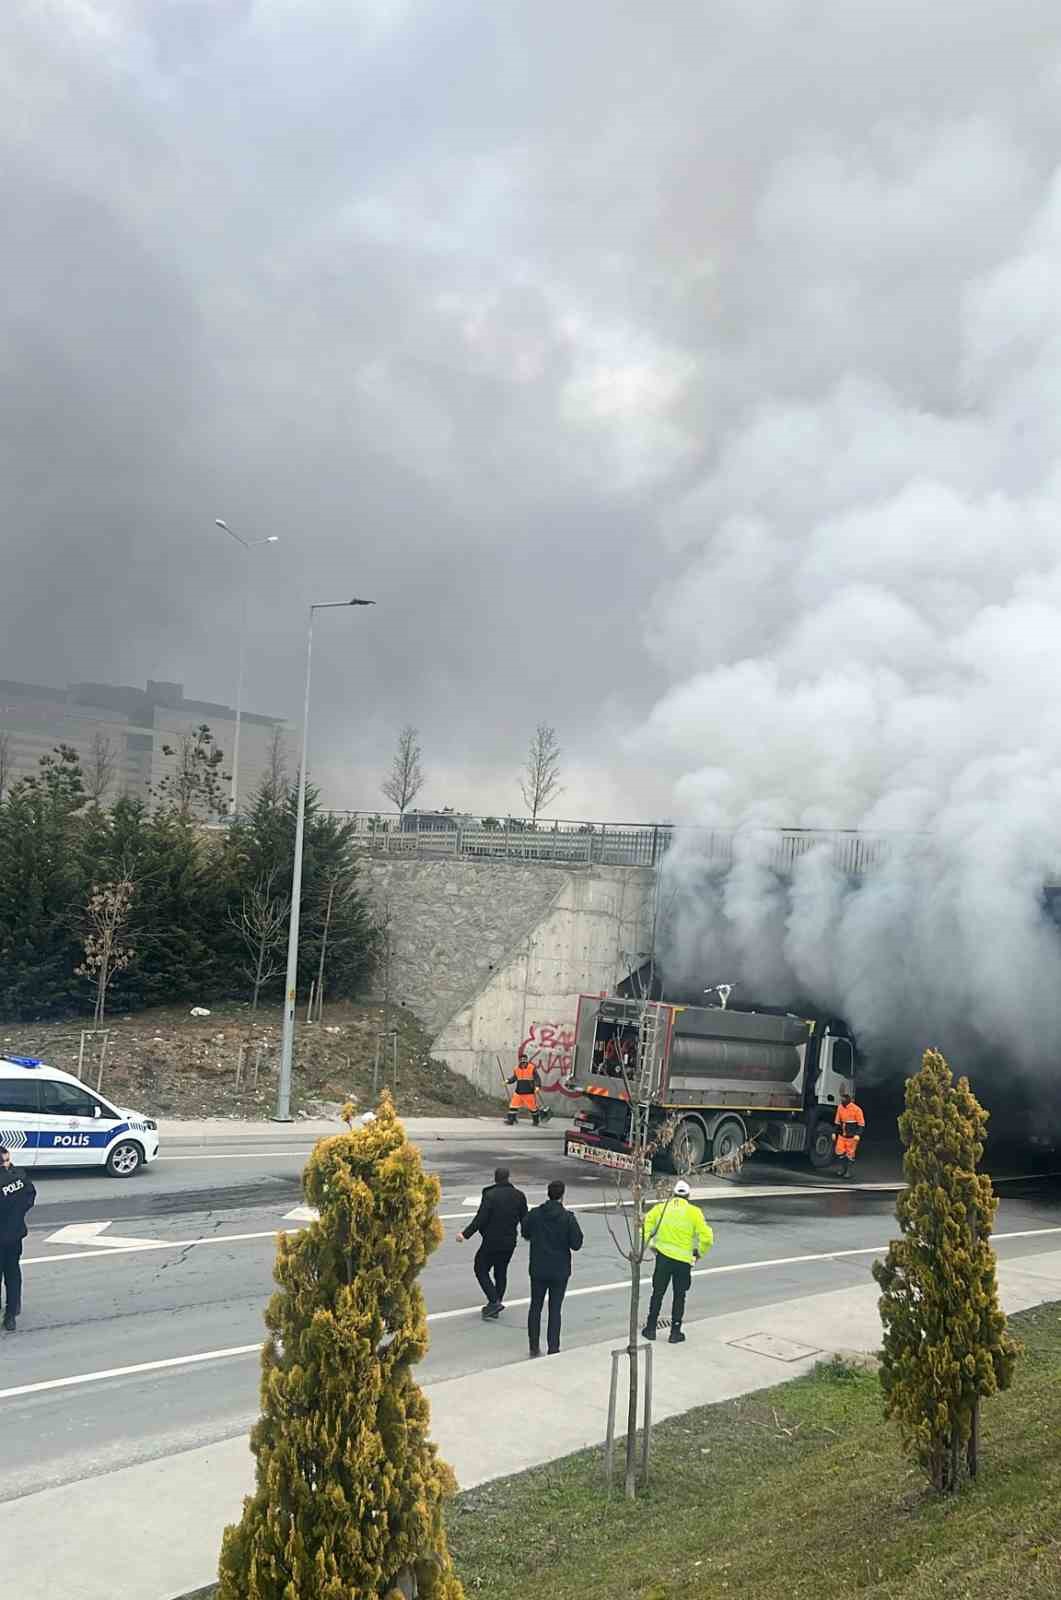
[157,1150,317,1163]
[6,1226,1060,1402]
[24,1213,485,1263]
[281,1205,318,1223]
[0,1345,263,1401]
[23,1229,285,1267]
[44,1221,169,1250]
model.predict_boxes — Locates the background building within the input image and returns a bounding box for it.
[0,677,287,810]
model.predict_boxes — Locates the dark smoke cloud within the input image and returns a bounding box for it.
[6,0,1061,980]
[1,0,678,817]
[628,1,1061,1079]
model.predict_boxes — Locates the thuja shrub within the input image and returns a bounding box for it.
[873,1049,1018,1494]
[218,1095,464,1599]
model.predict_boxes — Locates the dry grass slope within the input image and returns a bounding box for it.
[0,1000,498,1120]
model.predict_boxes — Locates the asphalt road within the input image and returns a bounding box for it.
[3,1131,1061,1505]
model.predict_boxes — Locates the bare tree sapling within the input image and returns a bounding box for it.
[604,1015,758,1500]
[382,724,425,817]
[229,871,291,1012]
[84,731,118,805]
[75,877,137,1024]
[520,722,563,824]
[261,724,289,806]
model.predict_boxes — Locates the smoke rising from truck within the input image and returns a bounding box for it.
[636,8,1061,1084]
[657,829,1061,1084]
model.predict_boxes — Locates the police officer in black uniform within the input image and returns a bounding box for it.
[0,1144,36,1332]
[457,1166,529,1319]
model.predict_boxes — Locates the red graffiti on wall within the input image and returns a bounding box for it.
[520,1020,579,1098]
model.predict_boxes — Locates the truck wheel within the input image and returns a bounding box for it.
[669,1117,707,1174]
[709,1117,746,1166]
[809,1117,836,1170]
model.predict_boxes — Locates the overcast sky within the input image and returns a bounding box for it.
[4,2,1061,827]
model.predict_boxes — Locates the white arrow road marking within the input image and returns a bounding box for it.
[282,1205,318,1223]
[44,1221,169,1250]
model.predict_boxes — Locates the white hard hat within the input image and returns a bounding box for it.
[673,1180,691,1197]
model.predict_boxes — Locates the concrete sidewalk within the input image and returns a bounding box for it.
[8,1248,1061,1600]
[160,1115,565,1144]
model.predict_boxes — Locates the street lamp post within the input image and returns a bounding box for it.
[274,597,376,1122]
[214,519,279,816]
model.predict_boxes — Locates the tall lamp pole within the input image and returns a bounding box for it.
[214,519,279,816]
[275,597,376,1122]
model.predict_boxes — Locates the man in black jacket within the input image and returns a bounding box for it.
[521,1178,583,1357]
[0,1145,36,1333]
[457,1166,528,1319]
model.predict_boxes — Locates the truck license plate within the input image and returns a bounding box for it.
[566,1139,637,1172]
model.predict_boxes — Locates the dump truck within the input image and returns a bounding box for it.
[563,993,856,1172]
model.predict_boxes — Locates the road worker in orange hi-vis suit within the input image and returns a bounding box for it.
[505,1055,541,1127]
[834,1090,866,1179]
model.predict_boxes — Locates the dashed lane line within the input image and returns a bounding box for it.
[4,1227,1061,1402]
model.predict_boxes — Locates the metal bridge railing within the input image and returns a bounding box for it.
[332,812,671,868]
[331,812,915,876]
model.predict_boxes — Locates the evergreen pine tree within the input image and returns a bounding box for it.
[222,774,378,1004]
[0,745,88,1016]
[873,1048,1018,1493]
[218,1096,464,1600]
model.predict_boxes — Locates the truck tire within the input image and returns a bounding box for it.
[709,1116,746,1166]
[668,1117,707,1174]
[808,1114,837,1171]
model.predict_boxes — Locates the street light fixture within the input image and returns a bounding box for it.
[274,596,376,1122]
[213,519,280,816]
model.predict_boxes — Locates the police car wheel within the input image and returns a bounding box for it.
[106,1140,144,1178]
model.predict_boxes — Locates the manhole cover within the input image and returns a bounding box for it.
[727,1333,822,1363]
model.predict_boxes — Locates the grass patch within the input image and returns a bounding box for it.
[447,1301,1061,1600]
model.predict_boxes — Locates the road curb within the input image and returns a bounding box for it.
[160,1120,567,1146]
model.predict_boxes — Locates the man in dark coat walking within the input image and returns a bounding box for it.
[521,1178,583,1356]
[0,1145,36,1333]
[457,1166,528,1318]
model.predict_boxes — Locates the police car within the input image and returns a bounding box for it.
[0,1055,159,1177]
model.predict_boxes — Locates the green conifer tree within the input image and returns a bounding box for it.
[218,1095,464,1600]
[873,1048,1018,1494]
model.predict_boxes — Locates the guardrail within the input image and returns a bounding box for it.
[334,813,671,868]
[332,813,915,876]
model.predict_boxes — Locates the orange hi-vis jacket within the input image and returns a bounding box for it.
[508,1060,539,1111]
[834,1100,865,1158]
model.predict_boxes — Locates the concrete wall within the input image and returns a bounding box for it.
[358,857,655,1103]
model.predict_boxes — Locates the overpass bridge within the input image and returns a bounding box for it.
[340,810,1061,1101]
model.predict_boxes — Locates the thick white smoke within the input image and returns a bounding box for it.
[636,8,1061,1083]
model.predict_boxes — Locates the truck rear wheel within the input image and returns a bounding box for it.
[709,1117,746,1166]
[809,1115,837,1170]
[667,1117,707,1174]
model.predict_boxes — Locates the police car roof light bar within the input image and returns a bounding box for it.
[3,1056,43,1069]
